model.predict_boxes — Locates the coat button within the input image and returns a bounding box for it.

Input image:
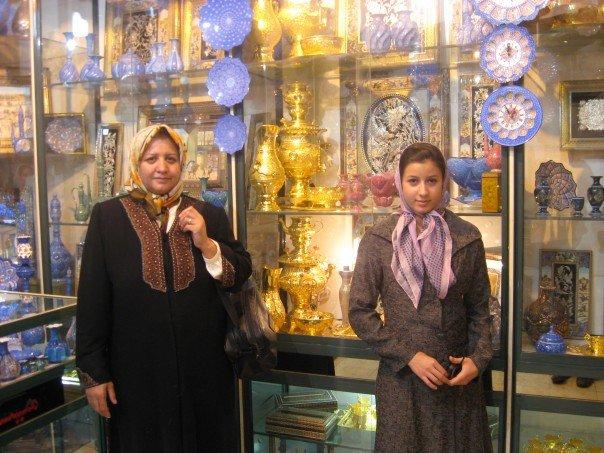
[436,332,446,340]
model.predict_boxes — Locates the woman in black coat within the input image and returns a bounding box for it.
[76,124,252,452]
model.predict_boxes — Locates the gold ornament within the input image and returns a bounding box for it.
[277,0,322,57]
[261,266,286,332]
[278,81,326,207]
[249,0,282,62]
[278,217,334,335]
[251,124,285,211]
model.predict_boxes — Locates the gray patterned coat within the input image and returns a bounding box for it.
[349,211,493,453]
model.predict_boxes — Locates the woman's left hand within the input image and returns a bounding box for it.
[447,356,478,386]
[177,206,217,258]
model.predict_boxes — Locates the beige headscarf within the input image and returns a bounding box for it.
[125,124,187,230]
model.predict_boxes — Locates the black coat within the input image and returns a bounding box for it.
[76,195,252,453]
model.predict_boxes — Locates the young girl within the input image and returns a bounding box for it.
[349,143,493,452]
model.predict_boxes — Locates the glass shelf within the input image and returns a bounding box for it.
[525,214,604,221]
[49,222,89,227]
[0,358,74,401]
[248,204,501,217]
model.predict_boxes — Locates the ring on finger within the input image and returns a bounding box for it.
[186,216,193,225]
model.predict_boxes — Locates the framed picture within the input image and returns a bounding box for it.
[344,0,438,64]
[539,249,592,338]
[95,123,124,199]
[458,73,498,158]
[0,69,50,154]
[180,0,224,70]
[560,79,604,151]
[44,113,87,155]
[104,0,181,75]
[138,102,227,196]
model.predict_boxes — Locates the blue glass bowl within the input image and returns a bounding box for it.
[199,0,253,51]
[214,114,247,154]
[446,157,491,204]
[207,57,250,107]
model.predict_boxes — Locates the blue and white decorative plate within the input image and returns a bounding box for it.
[214,114,247,154]
[207,57,250,107]
[199,0,253,51]
[362,94,425,174]
[480,24,535,83]
[481,86,542,146]
[471,0,549,25]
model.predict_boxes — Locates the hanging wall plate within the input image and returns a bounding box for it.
[361,94,425,174]
[481,85,542,146]
[214,114,247,154]
[199,0,253,51]
[480,24,535,83]
[471,0,549,25]
[207,57,251,107]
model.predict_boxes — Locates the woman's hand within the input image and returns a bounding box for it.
[177,206,217,258]
[85,382,117,418]
[408,351,450,390]
[448,356,478,386]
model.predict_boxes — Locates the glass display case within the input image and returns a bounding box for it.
[0,0,602,451]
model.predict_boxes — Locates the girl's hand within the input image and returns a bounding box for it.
[408,351,450,390]
[447,356,478,386]
[177,207,217,258]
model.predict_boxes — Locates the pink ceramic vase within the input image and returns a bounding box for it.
[368,171,396,207]
[338,174,367,211]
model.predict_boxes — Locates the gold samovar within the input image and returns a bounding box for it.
[278,81,326,208]
[278,217,334,335]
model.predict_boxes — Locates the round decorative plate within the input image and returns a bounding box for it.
[207,57,250,107]
[471,0,549,25]
[361,95,425,174]
[534,160,577,211]
[199,0,253,51]
[45,117,84,154]
[214,114,247,154]
[480,24,535,83]
[480,86,542,146]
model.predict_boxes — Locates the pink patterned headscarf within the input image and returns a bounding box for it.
[391,154,455,308]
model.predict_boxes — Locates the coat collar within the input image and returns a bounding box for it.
[369,209,481,255]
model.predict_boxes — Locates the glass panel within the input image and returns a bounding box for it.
[0,1,40,295]
[2,404,100,452]
[519,410,604,452]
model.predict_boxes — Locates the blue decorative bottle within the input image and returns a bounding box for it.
[49,195,74,280]
[59,32,79,85]
[166,38,184,75]
[78,33,96,81]
[45,324,69,363]
[535,325,566,354]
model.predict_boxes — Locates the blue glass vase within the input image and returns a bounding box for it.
[45,324,69,363]
[81,55,105,83]
[200,177,228,210]
[59,32,79,85]
[19,297,44,346]
[166,38,184,75]
[78,33,96,81]
[146,42,167,76]
[0,339,20,381]
[535,325,566,354]
[15,234,35,291]
[49,195,74,279]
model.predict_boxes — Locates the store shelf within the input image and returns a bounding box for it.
[0,301,76,338]
[49,221,89,227]
[518,334,604,380]
[276,333,375,360]
[0,393,87,447]
[0,358,74,404]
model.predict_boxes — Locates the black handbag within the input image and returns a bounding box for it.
[215,279,277,377]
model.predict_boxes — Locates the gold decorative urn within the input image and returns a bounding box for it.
[249,0,282,62]
[250,124,285,211]
[278,217,334,335]
[277,0,322,57]
[278,82,326,207]
[261,266,286,332]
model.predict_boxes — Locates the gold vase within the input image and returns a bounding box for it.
[278,217,334,335]
[249,0,282,62]
[251,124,285,211]
[278,82,325,207]
[261,266,286,332]
[277,0,321,57]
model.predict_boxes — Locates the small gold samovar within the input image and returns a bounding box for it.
[278,217,334,335]
[278,82,326,207]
